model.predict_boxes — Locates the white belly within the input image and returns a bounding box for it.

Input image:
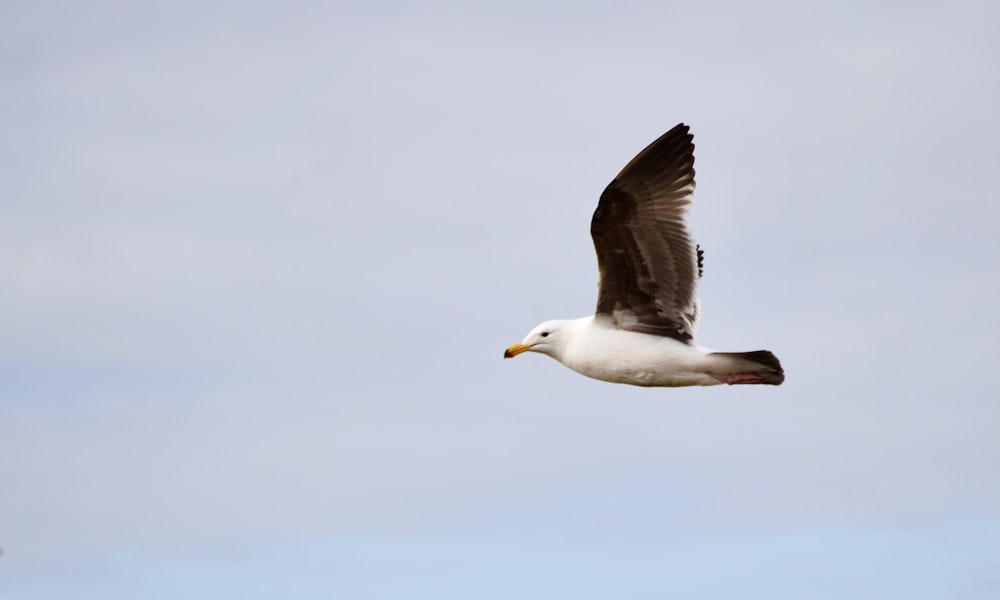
[559,320,722,387]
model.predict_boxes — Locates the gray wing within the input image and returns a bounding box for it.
[590,123,701,343]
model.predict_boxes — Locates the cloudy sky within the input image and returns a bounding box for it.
[2,0,998,598]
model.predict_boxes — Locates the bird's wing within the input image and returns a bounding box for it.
[590,123,701,343]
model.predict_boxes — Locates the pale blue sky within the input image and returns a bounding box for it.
[2,0,999,598]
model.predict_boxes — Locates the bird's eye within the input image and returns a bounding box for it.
[540,332,549,338]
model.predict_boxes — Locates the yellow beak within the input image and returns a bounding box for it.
[504,342,532,359]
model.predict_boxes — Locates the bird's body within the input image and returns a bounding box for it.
[530,316,718,387]
[513,316,782,387]
[504,123,784,387]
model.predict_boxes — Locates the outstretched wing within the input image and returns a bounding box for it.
[590,123,701,343]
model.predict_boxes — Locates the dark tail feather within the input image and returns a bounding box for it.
[710,350,785,385]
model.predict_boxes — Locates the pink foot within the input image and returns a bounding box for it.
[712,373,767,385]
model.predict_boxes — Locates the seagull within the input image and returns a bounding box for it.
[504,124,784,387]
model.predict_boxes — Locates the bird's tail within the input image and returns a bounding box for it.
[708,350,785,385]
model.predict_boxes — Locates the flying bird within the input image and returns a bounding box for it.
[504,124,784,387]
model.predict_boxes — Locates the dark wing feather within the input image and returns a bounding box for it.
[590,123,700,342]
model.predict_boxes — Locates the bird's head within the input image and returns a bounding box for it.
[504,320,568,359]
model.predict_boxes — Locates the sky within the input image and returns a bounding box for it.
[2,0,999,598]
